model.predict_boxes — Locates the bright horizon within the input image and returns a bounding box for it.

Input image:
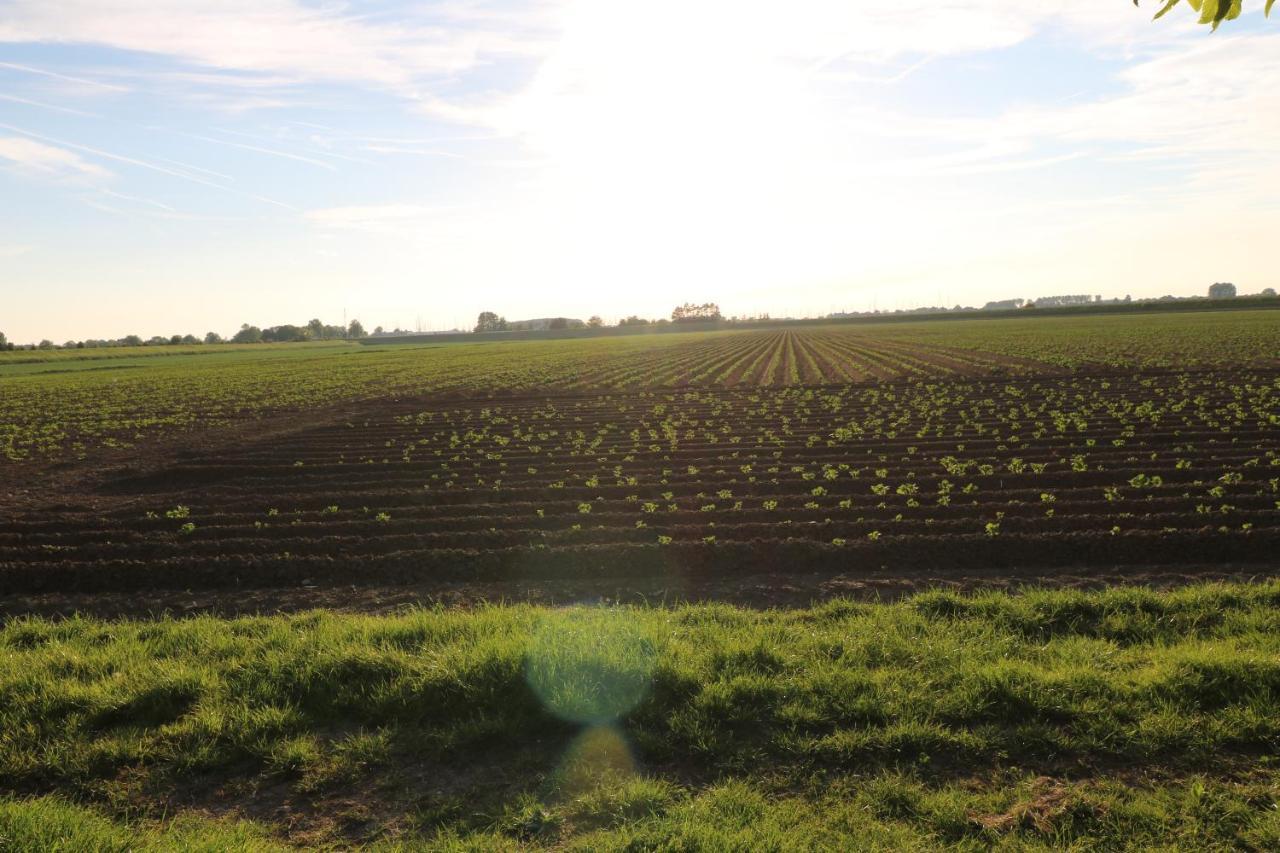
[2,1,1278,343]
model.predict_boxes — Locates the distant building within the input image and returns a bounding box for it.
[1208,282,1237,299]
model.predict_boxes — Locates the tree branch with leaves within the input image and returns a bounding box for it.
[1138,0,1274,30]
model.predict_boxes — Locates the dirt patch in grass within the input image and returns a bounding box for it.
[1,564,1276,620]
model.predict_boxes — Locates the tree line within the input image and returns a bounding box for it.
[473,303,723,333]
[0,319,367,351]
[229,319,365,344]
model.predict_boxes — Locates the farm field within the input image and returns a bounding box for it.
[1,312,1277,603]
[2,310,1276,464]
[2,310,1280,848]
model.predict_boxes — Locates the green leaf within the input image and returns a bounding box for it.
[1209,0,1242,30]
[1152,0,1182,19]
[1268,0,1276,17]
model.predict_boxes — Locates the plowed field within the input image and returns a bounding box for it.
[3,319,1277,607]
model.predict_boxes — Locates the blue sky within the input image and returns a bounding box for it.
[1,1,1277,343]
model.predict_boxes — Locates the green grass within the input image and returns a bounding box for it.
[0,795,284,851]
[3,582,1280,848]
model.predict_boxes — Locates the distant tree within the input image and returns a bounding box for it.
[147,336,168,346]
[204,331,224,344]
[168,334,183,345]
[0,331,7,348]
[348,319,367,339]
[263,324,309,343]
[588,315,604,328]
[618,315,650,326]
[37,339,54,350]
[63,340,78,349]
[671,303,723,323]
[373,326,385,336]
[547,317,569,330]
[1031,294,1095,308]
[232,324,263,344]
[122,334,143,347]
[307,318,326,340]
[473,312,508,333]
[1208,282,1237,300]
[1137,0,1274,31]
[1262,288,1277,298]
[981,299,1026,311]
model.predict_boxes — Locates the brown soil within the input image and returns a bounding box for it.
[2,369,1277,618]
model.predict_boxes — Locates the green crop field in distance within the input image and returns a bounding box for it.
[2,310,1278,463]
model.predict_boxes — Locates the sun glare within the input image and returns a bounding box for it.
[510,1,868,302]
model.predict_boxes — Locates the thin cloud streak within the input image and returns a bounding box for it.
[0,59,130,91]
[167,128,339,171]
[0,122,296,209]
[0,92,103,117]
[213,128,379,166]
[150,154,235,182]
[0,134,111,180]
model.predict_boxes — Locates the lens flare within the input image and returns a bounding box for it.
[524,606,657,725]
[555,724,638,797]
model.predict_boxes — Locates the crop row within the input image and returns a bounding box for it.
[2,369,1275,591]
[4,311,1277,463]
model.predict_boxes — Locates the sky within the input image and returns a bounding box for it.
[1,1,1278,343]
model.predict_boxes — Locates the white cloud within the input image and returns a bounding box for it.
[878,34,1280,201]
[1061,35,1280,155]
[0,0,552,91]
[292,1,1270,310]
[0,1,1173,118]
[0,135,110,180]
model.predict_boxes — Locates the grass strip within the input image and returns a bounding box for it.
[2,582,1280,848]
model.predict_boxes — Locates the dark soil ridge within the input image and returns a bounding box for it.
[3,491,1276,536]
[2,530,1278,596]
[2,561,1276,621]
